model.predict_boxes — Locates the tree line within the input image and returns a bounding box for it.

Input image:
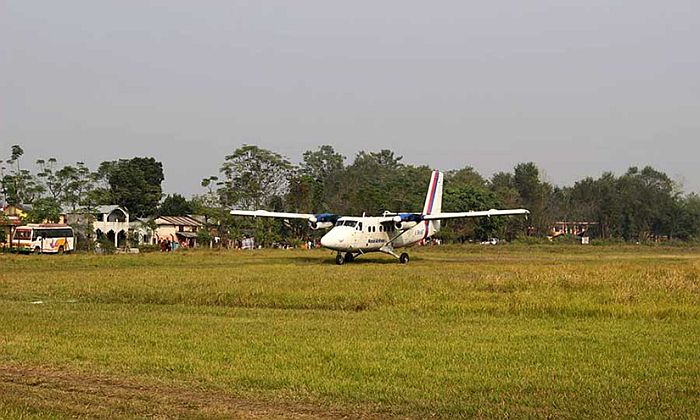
[2,144,699,245]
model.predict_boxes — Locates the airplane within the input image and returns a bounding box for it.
[230,170,529,265]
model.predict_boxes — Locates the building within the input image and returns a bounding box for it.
[154,215,203,248]
[129,218,155,246]
[0,207,22,248]
[550,221,598,238]
[65,205,130,248]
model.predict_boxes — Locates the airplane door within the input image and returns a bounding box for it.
[352,222,363,249]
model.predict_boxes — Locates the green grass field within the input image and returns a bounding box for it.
[1,245,699,418]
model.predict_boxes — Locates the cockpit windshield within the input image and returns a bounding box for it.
[344,220,357,227]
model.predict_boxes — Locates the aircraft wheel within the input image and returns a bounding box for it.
[344,252,354,263]
[399,253,409,264]
[335,254,345,265]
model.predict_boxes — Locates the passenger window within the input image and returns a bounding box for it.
[357,222,363,231]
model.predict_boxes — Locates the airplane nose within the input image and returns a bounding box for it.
[321,229,346,250]
[321,233,329,248]
[320,232,332,248]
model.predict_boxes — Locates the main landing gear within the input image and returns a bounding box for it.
[335,250,410,264]
[335,252,357,265]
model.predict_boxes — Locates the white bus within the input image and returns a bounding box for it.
[12,224,75,254]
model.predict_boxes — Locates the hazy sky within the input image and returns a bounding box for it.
[2,1,699,196]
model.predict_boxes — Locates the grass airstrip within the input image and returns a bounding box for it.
[0,245,698,418]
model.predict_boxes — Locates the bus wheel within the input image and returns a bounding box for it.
[58,246,65,255]
[33,247,41,255]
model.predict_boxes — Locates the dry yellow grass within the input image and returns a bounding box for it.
[1,245,698,418]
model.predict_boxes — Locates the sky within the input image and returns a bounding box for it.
[2,0,699,196]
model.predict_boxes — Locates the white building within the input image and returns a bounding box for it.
[66,205,130,247]
[129,217,155,246]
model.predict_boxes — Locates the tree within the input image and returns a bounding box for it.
[218,145,293,209]
[442,186,505,242]
[513,162,553,235]
[62,162,100,212]
[159,194,193,216]
[674,194,700,240]
[99,157,164,217]
[26,197,62,223]
[299,145,345,212]
[215,145,293,247]
[446,166,487,190]
[1,145,44,205]
[339,150,407,215]
[489,171,525,240]
[302,145,345,183]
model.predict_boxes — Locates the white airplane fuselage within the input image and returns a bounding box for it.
[319,216,436,253]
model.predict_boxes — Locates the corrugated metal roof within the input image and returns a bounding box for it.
[176,231,198,238]
[62,205,128,215]
[156,216,203,226]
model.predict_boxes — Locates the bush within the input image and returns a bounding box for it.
[138,244,160,253]
[96,238,116,254]
[553,234,584,245]
[512,235,552,245]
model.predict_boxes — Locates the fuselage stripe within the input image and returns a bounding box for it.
[423,171,439,240]
[426,171,439,215]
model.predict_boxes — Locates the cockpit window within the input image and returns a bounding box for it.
[344,220,357,228]
[335,220,344,226]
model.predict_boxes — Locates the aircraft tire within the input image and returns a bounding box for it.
[344,252,354,263]
[399,253,409,264]
[335,254,345,265]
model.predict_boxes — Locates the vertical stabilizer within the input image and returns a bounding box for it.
[422,170,443,236]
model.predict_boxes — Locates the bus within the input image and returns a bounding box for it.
[12,224,75,254]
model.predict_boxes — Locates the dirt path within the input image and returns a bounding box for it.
[0,364,383,419]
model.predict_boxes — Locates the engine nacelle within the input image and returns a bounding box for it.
[392,215,419,230]
[308,221,333,230]
[395,221,418,230]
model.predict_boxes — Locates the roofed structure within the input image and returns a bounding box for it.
[154,215,203,248]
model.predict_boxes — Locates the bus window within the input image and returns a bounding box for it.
[14,229,31,240]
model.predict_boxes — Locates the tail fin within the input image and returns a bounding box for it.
[422,170,443,236]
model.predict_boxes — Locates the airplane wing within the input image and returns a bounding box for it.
[230,210,339,229]
[422,209,530,220]
[230,210,314,220]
